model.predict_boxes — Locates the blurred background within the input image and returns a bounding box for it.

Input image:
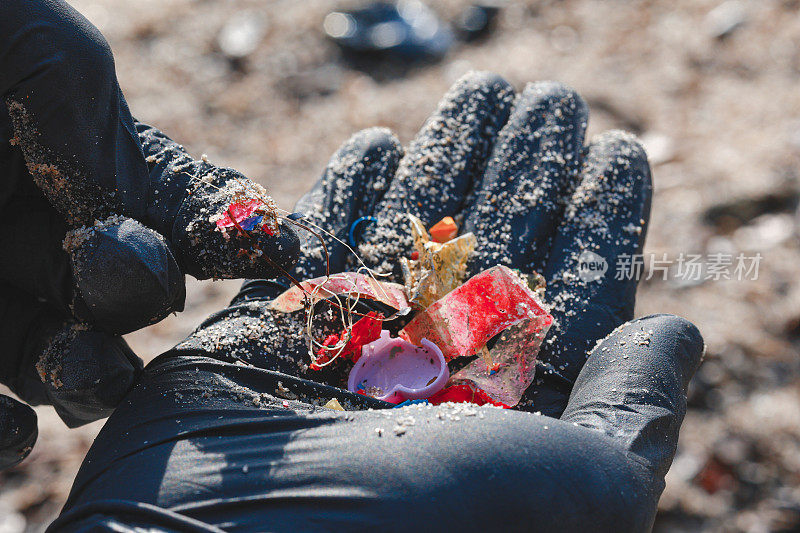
[2,0,800,531]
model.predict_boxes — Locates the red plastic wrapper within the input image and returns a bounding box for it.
[428,383,510,408]
[215,199,263,229]
[400,265,552,407]
[213,198,278,235]
[310,312,383,370]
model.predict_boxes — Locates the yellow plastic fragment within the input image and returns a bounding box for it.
[324,398,345,411]
[400,214,476,309]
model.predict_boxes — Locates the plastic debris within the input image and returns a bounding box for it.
[428,215,458,243]
[269,272,410,313]
[392,399,430,408]
[214,198,261,228]
[348,216,378,247]
[323,398,345,410]
[323,1,453,60]
[311,312,383,370]
[401,265,552,407]
[428,383,510,408]
[401,214,476,309]
[238,215,263,231]
[348,330,449,404]
[212,198,277,236]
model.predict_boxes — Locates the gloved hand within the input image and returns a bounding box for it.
[0,0,299,468]
[238,71,705,527]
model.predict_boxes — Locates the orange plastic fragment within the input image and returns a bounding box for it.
[429,216,458,243]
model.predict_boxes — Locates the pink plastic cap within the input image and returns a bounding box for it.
[347,331,449,404]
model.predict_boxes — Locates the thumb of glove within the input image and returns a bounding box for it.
[66,216,186,335]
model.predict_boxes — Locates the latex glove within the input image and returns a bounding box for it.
[0,0,298,468]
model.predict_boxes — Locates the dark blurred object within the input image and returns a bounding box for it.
[323,1,453,61]
[454,3,501,42]
[702,189,799,233]
[277,65,344,100]
[694,455,736,495]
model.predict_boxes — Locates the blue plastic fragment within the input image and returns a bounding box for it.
[287,212,305,221]
[348,216,378,247]
[239,215,263,231]
[392,399,430,409]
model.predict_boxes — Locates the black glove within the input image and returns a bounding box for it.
[49,73,705,532]
[230,71,706,526]
[0,0,299,468]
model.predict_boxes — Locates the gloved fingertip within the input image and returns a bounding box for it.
[518,80,589,129]
[297,127,402,220]
[353,126,402,155]
[564,313,706,426]
[171,171,302,280]
[0,395,38,469]
[627,313,706,386]
[66,216,186,334]
[588,130,650,166]
[454,70,514,102]
[37,325,142,428]
[584,130,653,207]
[561,314,705,476]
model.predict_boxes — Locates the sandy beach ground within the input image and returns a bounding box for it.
[2,1,800,531]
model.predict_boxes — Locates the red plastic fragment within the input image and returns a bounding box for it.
[401,265,551,361]
[400,265,553,407]
[309,334,341,370]
[343,312,384,362]
[428,383,510,408]
[216,199,263,229]
[310,312,383,370]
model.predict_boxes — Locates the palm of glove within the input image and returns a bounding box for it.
[250,71,663,416]
[224,73,704,528]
